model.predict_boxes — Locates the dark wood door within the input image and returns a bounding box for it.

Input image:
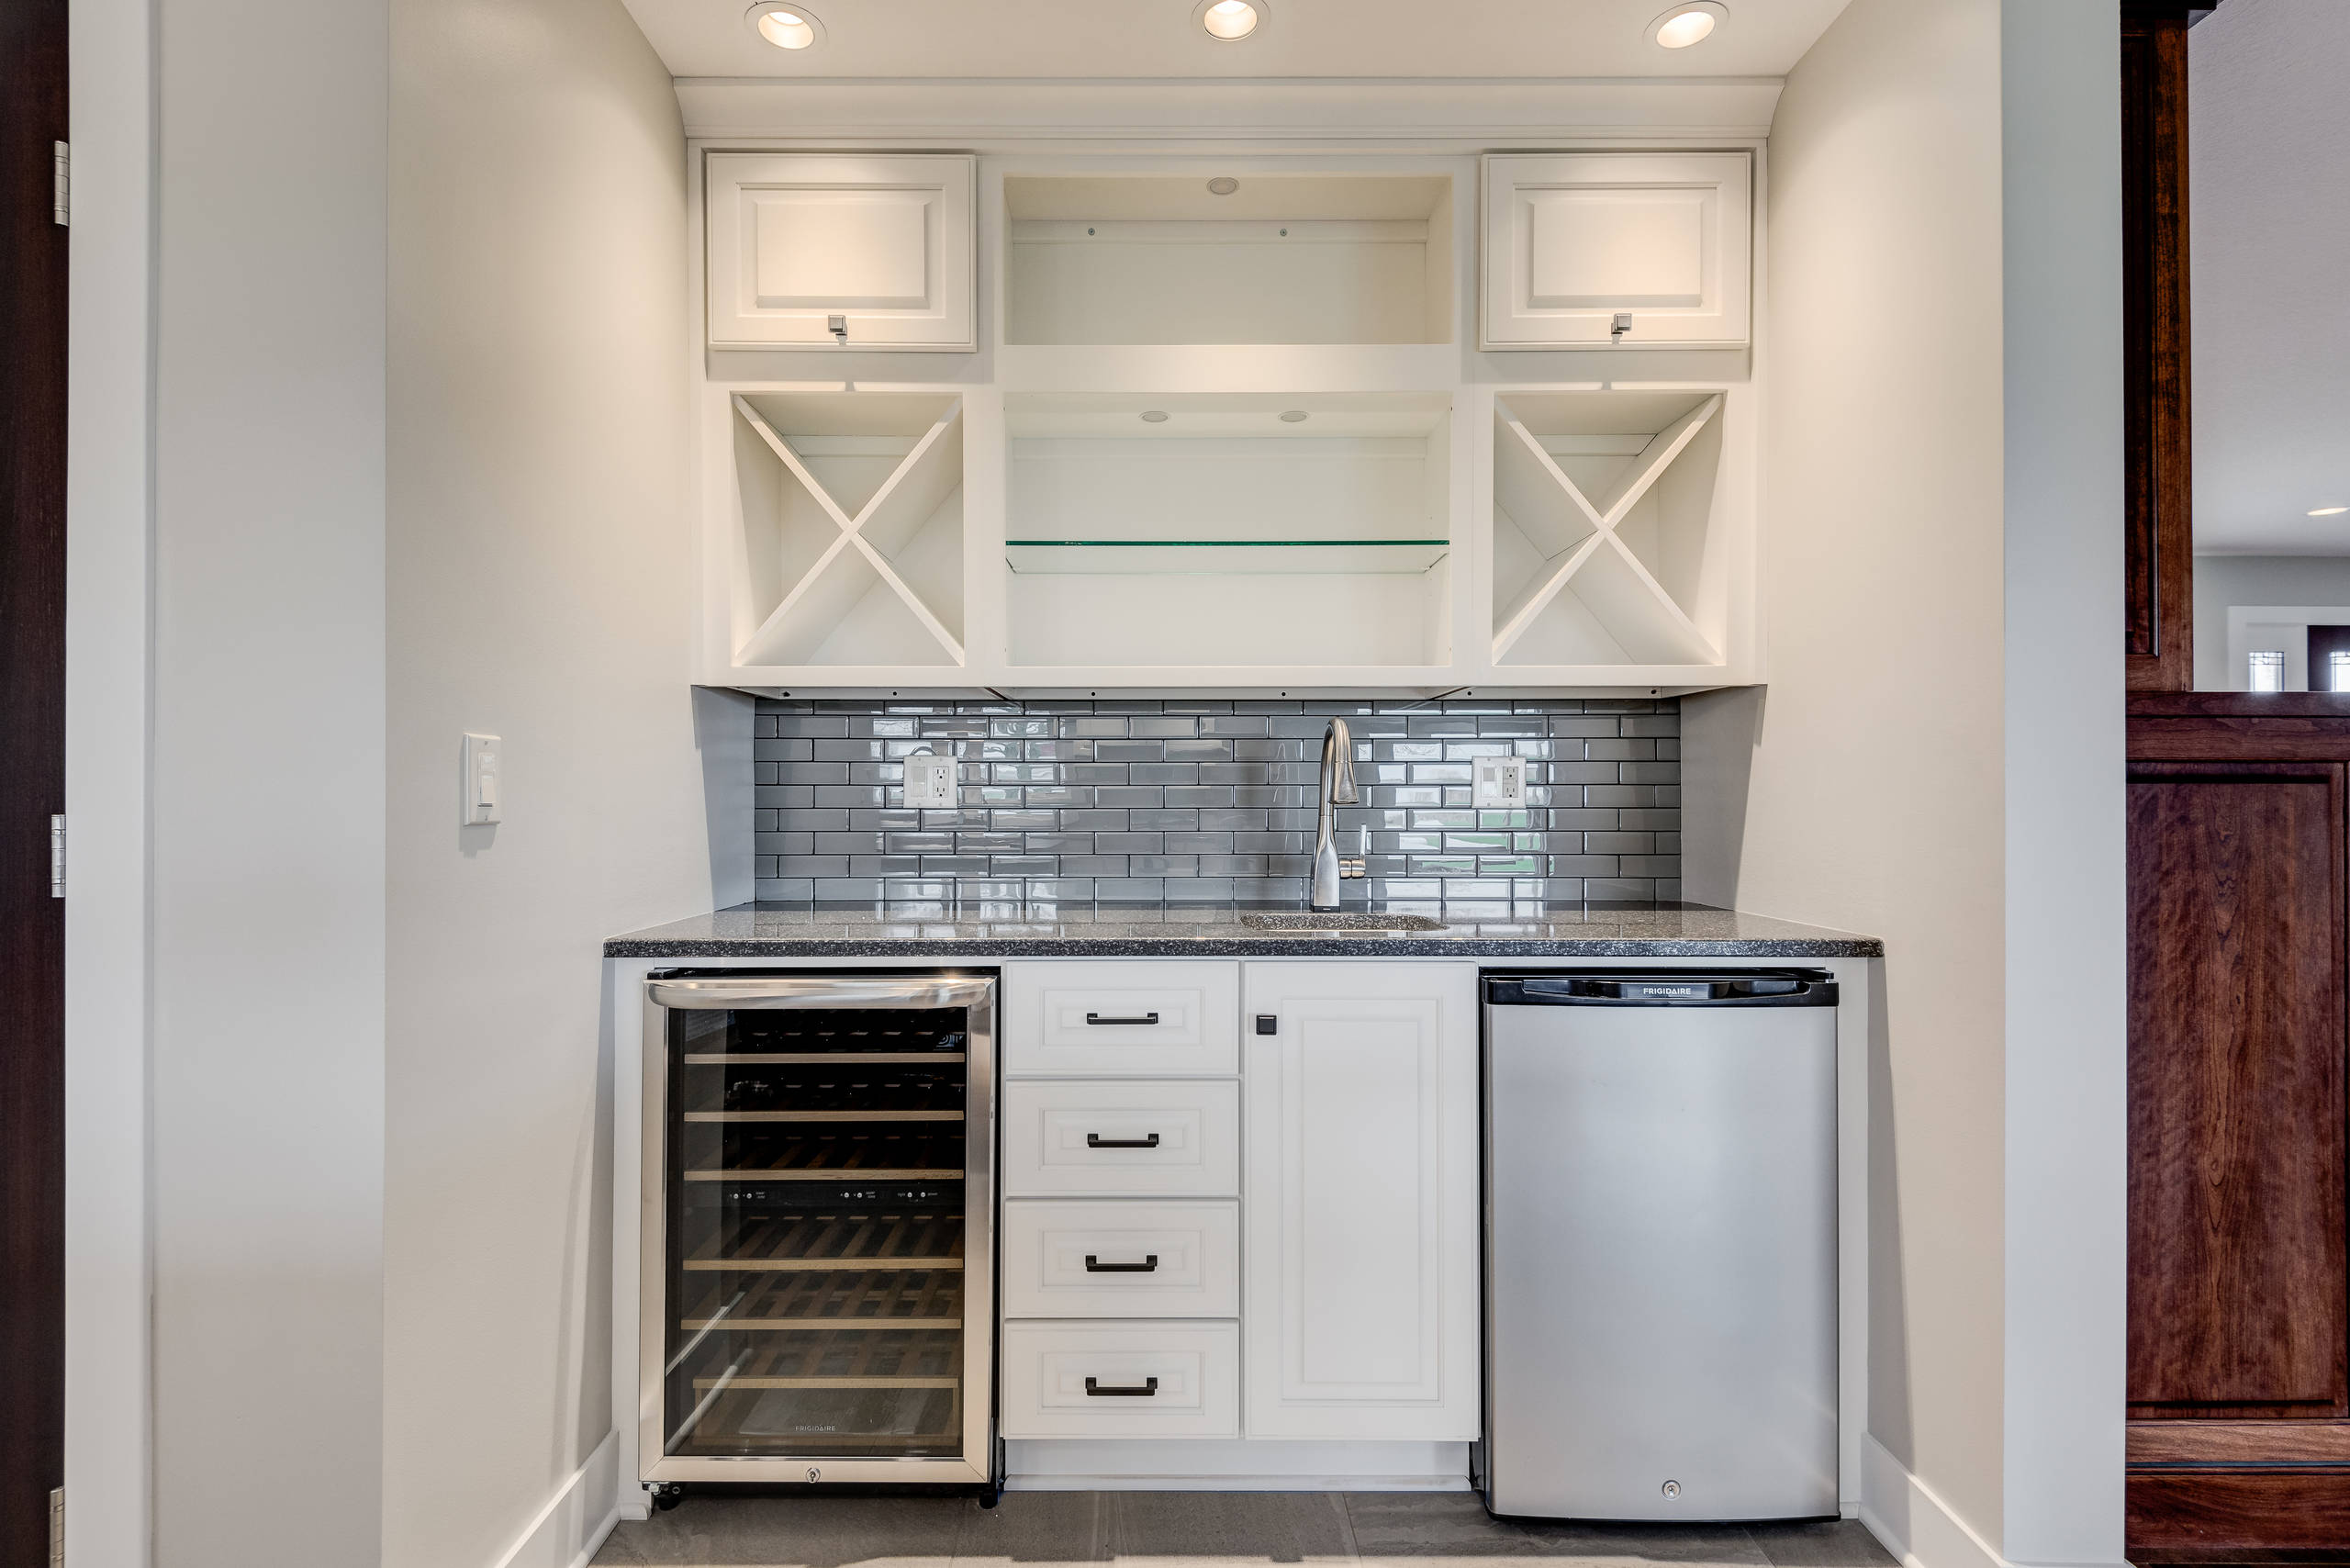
[0,0,69,1557]
[2128,762,2349,1417]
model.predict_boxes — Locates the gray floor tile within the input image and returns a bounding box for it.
[1499,1519,1770,1568]
[956,1491,1111,1567]
[594,1490,1877,1568]
[1345,1492,1548,1562]
[1745,1522,1897,1568]
[594,1494,970,1568]
[1105,1490,1358,1565]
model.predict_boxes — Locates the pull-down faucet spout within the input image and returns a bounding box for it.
[1310,718,1364,912]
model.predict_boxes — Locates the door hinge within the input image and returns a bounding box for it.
[53,141,69,226]
[50,814,66,899]
[49,1487,63,1568]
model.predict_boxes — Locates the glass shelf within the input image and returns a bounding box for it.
[1004,539,1450,576]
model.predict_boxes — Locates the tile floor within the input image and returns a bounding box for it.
[594,1491,1898,1568]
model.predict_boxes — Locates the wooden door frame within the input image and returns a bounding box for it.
[2122,0,2195,691]
[0,0,71,1558]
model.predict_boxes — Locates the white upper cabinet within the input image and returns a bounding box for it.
[706,153,976,351]
[1481,152,1751,351]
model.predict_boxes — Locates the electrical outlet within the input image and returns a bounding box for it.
[1472,755,1528,810]
[904,751,957,809]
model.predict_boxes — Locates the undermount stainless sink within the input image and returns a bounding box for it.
[1238,912,1449,932]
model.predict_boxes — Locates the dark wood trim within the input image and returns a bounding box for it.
[2130,1470,2350,1554]
[0,0,69,1557]
[2131,698,2350,762]
[2132,694,2350,719]
[2134,1420,2350,1466]
[2122,0,2195,690]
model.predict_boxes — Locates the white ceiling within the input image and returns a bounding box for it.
[620,0,1855,83]
[2191,0,2350,554]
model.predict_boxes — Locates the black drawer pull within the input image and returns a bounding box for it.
[1084,1254,1159,1273]
[1085,1012,1160,1026]
[1086,1132,1160,1149]
[1084,1376,1159,1397]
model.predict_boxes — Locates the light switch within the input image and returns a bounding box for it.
[463,733,502,825]
[1472,755,1528,810]
[904,750,957,810]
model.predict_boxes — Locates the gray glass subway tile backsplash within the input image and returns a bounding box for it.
[753,697,1681,908]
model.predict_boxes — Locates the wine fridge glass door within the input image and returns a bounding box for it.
[643,975,995,1481]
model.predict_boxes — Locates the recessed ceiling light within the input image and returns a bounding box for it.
[1140,410,1170,423]
[1207,177,1239,196]
[2312,505,2349,517]
[1195,0,1266,41]
[746,2,822,49]
[1651,2,1726,48]
[1279,409,1309,422]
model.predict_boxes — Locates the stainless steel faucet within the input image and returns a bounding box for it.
[1310,717,1364,911]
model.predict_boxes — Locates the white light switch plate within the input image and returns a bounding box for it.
[904,751,957,809]
[1472,755,1528,810]
[463,733,502,825]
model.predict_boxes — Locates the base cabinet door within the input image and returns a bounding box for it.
[1241,960,1480,1439]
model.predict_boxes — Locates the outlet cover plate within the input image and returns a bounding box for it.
[904,752,957,809]
[1472,755,1528,810]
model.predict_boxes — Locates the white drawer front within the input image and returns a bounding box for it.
[1003,1081,1240,1197]
[1004,960,1240,1077]
[1001,1321,1239,1438]
[1003,1201,1241,1319]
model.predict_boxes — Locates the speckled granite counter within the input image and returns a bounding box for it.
[605,903,1881,960]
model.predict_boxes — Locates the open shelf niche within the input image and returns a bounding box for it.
[1003,174,1454,347]
[726,392,965,670]
[1491,389,1730,671]
[1003,392,1453,670]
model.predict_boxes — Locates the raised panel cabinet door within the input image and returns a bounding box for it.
[2128,761,2349,1414]
[1242,960,1480,1439]
[1482,153,1752,350]
[706,153,976,350]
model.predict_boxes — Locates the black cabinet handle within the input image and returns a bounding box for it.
[1085,1012,1160,1026]
[1084,1254,1159,1273]
[1086,1132,1160,1149]
[1084,1376,1159,1397]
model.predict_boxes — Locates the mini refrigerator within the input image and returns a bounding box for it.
[639,971,996,1496]
[1482,969,1839,1522]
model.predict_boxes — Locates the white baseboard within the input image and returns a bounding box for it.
[487,1430,622,1568]
[1858,1435,2008,1568]
[1006,1439,1472,1492]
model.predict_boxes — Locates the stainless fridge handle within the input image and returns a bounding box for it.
[646,975,996,1011]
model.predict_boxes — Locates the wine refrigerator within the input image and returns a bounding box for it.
[639,972,996,1491]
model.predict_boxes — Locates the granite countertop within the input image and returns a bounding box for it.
[604,903,1881,959]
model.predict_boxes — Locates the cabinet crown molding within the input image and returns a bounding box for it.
[676,78,1783,145]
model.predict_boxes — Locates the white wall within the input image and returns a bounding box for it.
[1690,5,2128,1563]
[380,0,742,1564]
[63,0,157,1556]
[1996,2,2125,1562]
[1682,0,2010,1549]
[150,0,391,1560]
[2192,554,2350,690]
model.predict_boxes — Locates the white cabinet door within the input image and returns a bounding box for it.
[706,153,976,350]
[1242,961,1480,1439]
[1482,152,1751,350]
